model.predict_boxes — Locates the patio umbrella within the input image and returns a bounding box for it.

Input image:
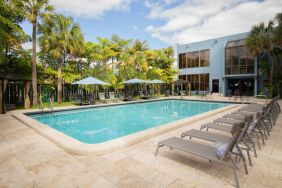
[121,78,149,84]
[73,76,109,100]
[150,79,164,95]
[73,76,109,85]
[150,79,164,84]
[121,78,149,96]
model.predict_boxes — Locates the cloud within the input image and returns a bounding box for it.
[145,0,282,44]
[133,25,138,31]
[49,0,132,18]
[21,42,40,52]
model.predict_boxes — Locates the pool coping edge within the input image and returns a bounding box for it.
[12,103,239,156]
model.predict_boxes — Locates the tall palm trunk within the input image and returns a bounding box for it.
[57,61,62,103]
[32,22,38,105]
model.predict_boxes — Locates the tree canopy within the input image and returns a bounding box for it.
[1,0,178,106]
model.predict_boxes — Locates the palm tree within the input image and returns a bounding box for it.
[39,14,84,103]
[245,22,279,91]
[15,0,53,105]
[274,13,282,46]
[0,0,27,61]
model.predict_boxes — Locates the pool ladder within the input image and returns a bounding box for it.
[39,98,53,114]
[48,98,54,114]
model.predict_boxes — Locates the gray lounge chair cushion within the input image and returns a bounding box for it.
[182,129,231,143]
[201,122,234,133]
[159,137,218,159]
[213,118,243,125]
[223,114,247,120]
[215,142,228,158]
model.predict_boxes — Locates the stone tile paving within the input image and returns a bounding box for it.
[0,101,281,188]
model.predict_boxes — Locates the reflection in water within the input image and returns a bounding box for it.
[30,100,229,144]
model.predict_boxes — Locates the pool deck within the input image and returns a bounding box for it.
[0,97,281,187]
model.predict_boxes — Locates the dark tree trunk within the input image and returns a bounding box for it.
[57,61,63,103]
[32,22,38,105]
[24,81,30,109]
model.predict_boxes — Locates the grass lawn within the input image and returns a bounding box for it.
[16,101,75,110]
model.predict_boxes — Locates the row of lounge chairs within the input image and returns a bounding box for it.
[155,97,281,188]
[74,92,120,105]
[74,91,153,105]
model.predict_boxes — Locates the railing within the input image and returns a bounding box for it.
[254,95,268,105]
[38,97,53,114]
[48,98,54,114]
[39,97,44,113]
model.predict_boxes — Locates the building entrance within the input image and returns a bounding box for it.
[212,79,219,92]
[227,78,254,96]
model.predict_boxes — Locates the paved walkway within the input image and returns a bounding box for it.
[0,101,281,188]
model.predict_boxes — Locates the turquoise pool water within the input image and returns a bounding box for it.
[29,100,229,144]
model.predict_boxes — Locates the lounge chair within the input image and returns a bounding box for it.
[86,94,95,105]
[200,117,244,132]
[98,93,108,103]
[109,92,118,102]
[139,90,150,99]
[223,114,246,120]
[181,115,254,166]
[74,95,83,105]
[155,126,243,188]
[122,94,132,101]
[213,118,243,125]
[232,111,267,149]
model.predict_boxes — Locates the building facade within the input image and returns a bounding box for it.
[177,32,264,96]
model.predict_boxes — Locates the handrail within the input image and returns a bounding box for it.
[254,95,267,105]
[48,98,54,114]
[39,97,44,113]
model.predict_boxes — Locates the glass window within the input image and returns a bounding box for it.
[184,49,210,68]
[187,51,199,68]
[225,41,255,75]
[182,53,187,68]
[200,50,210,67]
[178,54,183,68]
[183,74,209,91]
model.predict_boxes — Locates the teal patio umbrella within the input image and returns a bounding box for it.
[73,76,109,99]
[73,76,109,85]
[121,78,149,96]
[150,79,164,95]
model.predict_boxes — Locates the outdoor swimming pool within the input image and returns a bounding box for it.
[28,100,230,144]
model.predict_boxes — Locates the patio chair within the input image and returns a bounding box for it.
[155,126,243,188]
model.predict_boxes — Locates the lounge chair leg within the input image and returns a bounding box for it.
[253,143,257,158]
[245,146,252,166]
[155,143,163,156]
[229,152,240,188]
[237,145,248,174]
[229,152,239,169]
[247,134,257,157]
[255,133,261,150]
[258,130,266,145]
